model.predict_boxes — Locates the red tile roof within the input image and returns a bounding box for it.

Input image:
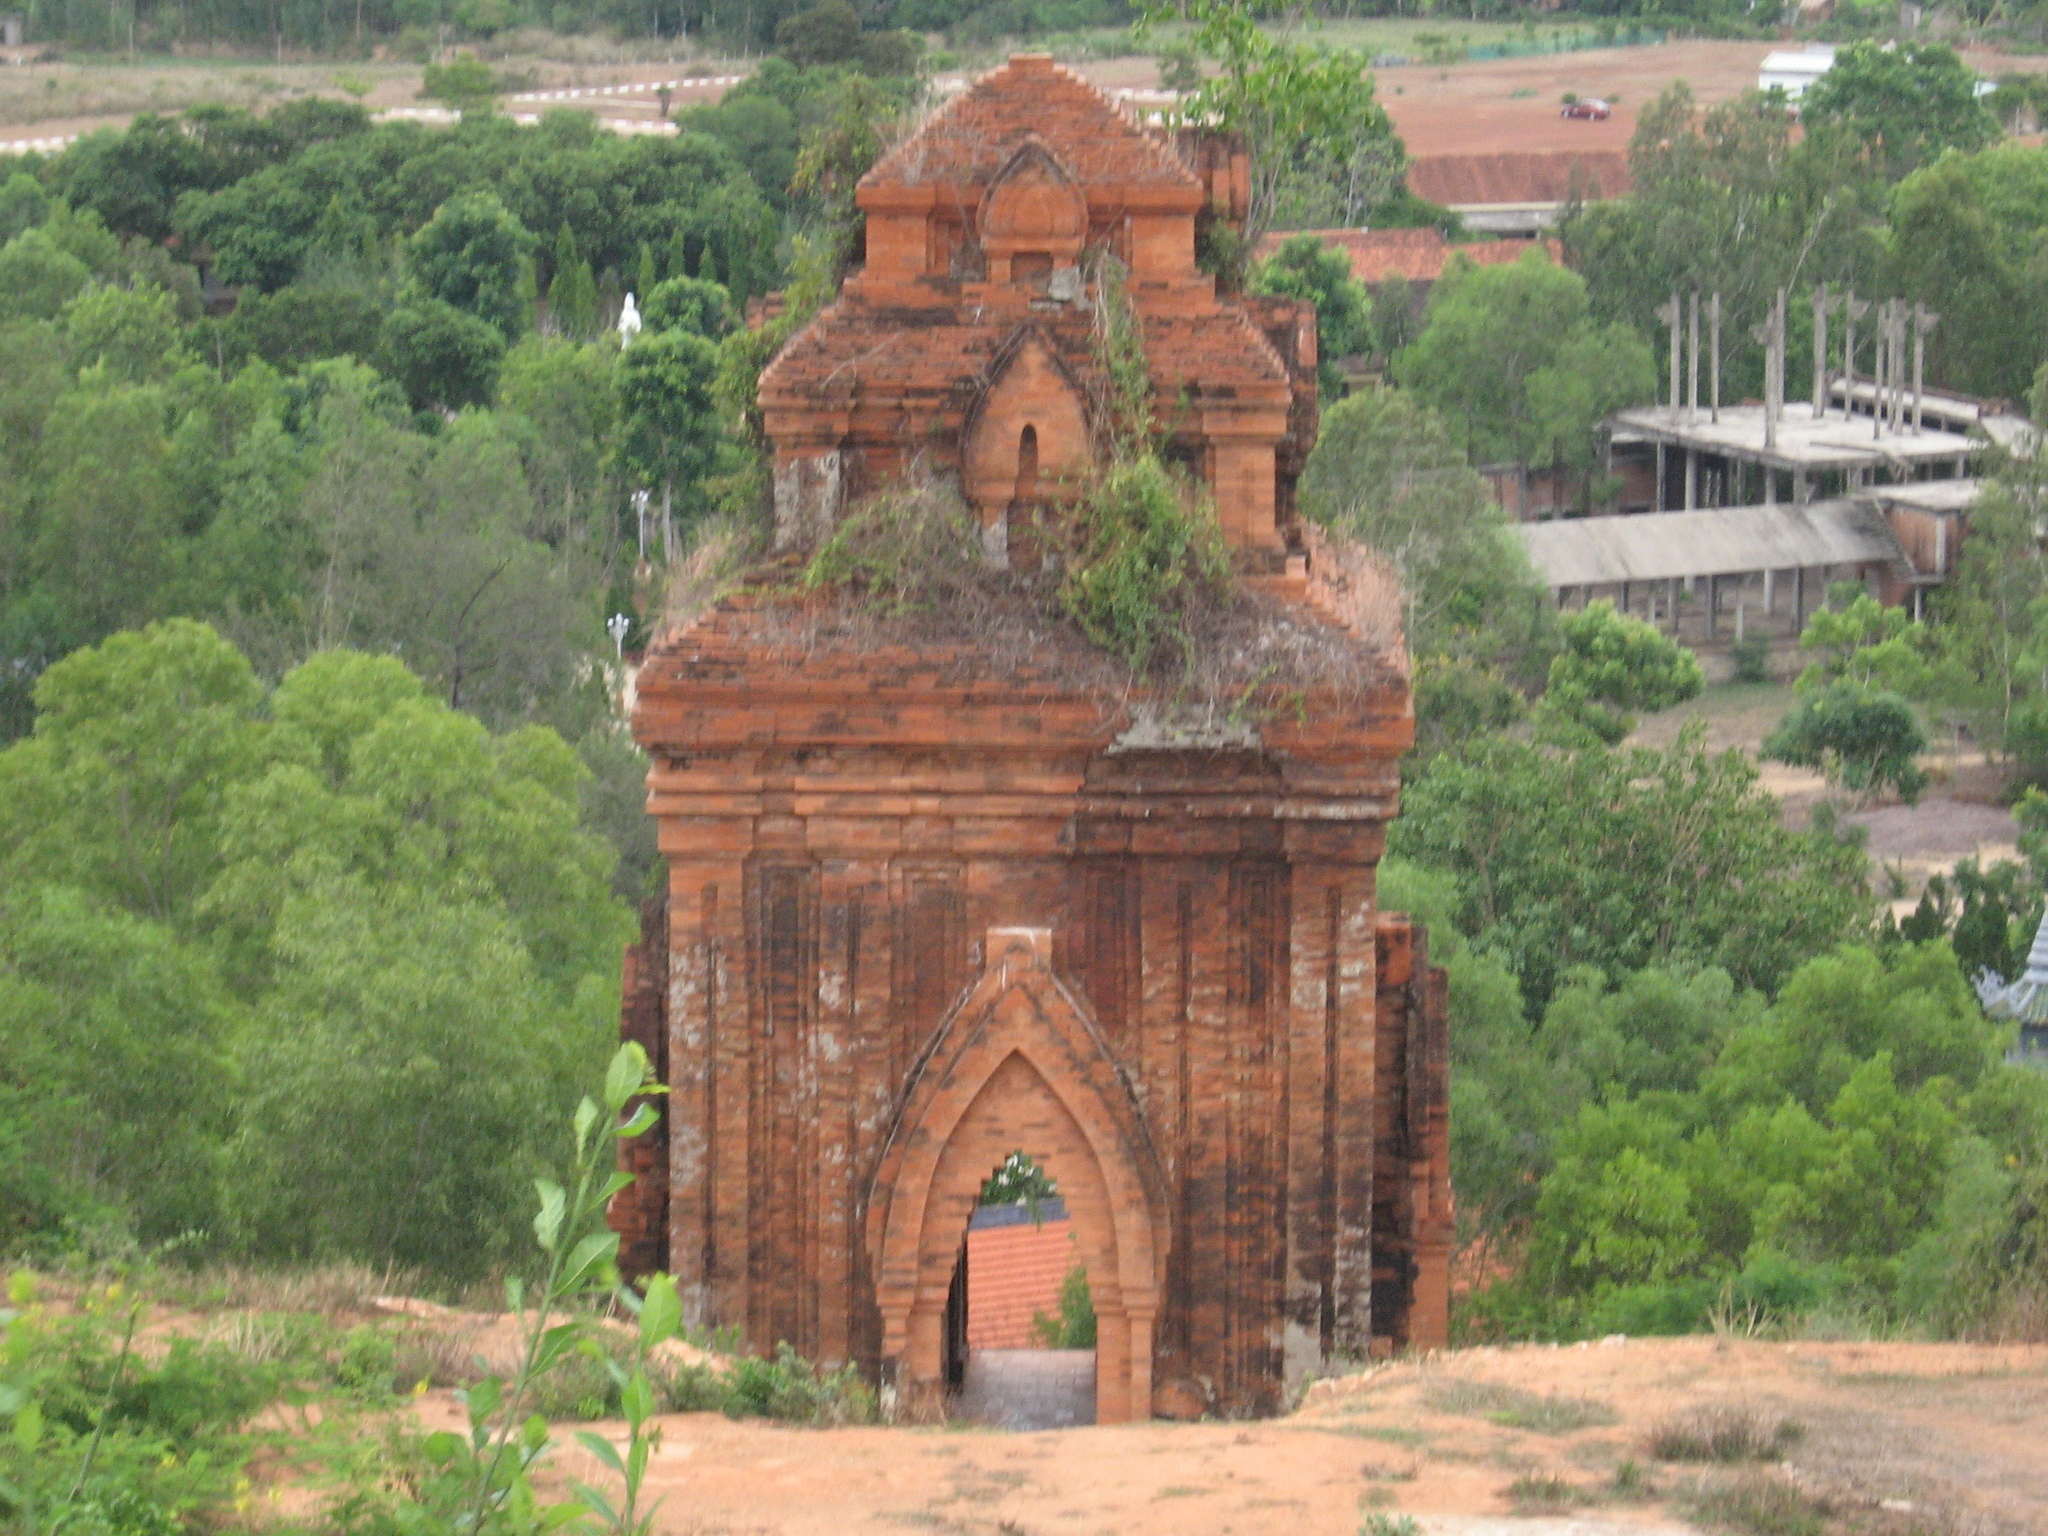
[1406,149,1631,206]
[862,54,1199,194]
[1255,227,1563,286]
[967,1217,1078,1350]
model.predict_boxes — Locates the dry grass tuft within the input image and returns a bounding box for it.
[1684,1470,1827,1536]
[1650,1406,1806,1464]
[154,1261,420,1319]
[1423,1375,1619,1433]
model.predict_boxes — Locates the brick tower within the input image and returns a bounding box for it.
[611,55,1450,1421]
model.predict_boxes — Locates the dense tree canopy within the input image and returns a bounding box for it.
[0,622,630,1270]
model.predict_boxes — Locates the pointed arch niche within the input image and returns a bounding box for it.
[962,330,1093,548]
[865,928,1170,1422]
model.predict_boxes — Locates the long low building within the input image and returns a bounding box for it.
[1518,499,1905,637]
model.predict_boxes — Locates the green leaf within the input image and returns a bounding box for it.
[598,1169,636,1204]
[573,1429,626,1475]
[534,1178,567,1253]
[561,1229,621,1293]
[423,1429,464,1465]
[521,1412,551,1452]
[506,1274,526,1314]
[571,1482,621,1524]
[639,1272,681,1350]
[464,1376,503,1426]
[529,1320,585,1378]
[622,1370,655,1430]
[574,1095,600,1151]
[11,1400,40,1453]
[617,1102,660,1139]
[605,1041,648,1112]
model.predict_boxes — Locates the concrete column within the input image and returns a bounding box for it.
[1794,468,1810,505]
[1685,448,1698,510]
[1656,441,1668,510]
[1707,575,1718,639]
[1764,568,1776,615]
[1794,567,1806,637]
[1764,468,1778,506]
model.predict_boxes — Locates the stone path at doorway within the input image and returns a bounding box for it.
[956,1347,1095,1429]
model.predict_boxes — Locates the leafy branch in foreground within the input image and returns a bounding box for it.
[400,1041,669,1536]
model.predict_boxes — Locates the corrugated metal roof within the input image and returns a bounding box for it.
[1518,501,1903,588]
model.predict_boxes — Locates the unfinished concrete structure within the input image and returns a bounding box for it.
[609,55,1451,1423]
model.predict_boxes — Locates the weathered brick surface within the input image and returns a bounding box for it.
[610,55,1452,1421]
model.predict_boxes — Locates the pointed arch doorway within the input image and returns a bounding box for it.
[866,928,1171,1423]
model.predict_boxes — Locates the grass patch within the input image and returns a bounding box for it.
[1612,1457,1656,1497]
[1307,1422,1433,1445]
[1684,1471,1827,1536]
[1424,1376,1620,1433]
[1507,1472,1590,1513]
[1360,1515,1420,1536]
[1153,1485,1206,1498]
[1650,1407,1805,1463]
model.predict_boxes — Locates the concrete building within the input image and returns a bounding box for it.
[1759,45,1836,100]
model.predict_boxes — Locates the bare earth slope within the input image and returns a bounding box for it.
[506,1337,2048,1536]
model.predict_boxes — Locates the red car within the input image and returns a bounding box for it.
[1561,98,1612,120]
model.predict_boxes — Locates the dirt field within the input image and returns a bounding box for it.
[491,1336,2048,1536]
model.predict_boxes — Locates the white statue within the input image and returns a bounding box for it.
[618,291,642,345]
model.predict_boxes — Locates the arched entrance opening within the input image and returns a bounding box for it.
[866,928,1169,1424]
[943,1150,1096,1428]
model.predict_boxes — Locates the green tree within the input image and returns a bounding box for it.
[1396,248,1650,489]
[613,326,722,533]
[405,190,537,338]
[382,296,508,409]
[775,0,860,65]
[1248,233,1368,399]
[1564,83,1879,407]
[1541,599,1703,744]
[1887,142,2048,403]
[547,221,600,340]
[0,230,93,324]
[1298,387,1549,678]
[1136,0,1398,268]
[61,283,188,383]
[1390,725,1871,1010]
[1802,40,2000,184]
[422,56,505,114]
[1763,681,1929,805]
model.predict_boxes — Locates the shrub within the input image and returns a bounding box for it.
[1763,680,1929,804]
[1731,631,1771,684]
[1029,1264,1097,1349]
[1058,455,1228,674]
[723,1341,875,1424]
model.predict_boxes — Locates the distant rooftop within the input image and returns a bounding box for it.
[1254,227,1560,286]
[1519,500,1900,589]
[1609,402,1982,474]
